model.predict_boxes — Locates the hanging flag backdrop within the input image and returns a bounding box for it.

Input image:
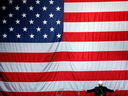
[0,0,128,96]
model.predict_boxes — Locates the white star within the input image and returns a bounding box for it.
[2,19,7,24]
[43,20,47,25]
[57,34,61,38]
[42,6,47,11]
[16,34,21,38]
[9,0,13,4]
[49,0,54,4]
[15,6,20,10]
[8,13,13,18]
[30,34,34,38]
[36,27,41,32]
[56,20,61,25]
[49,13,54,18]
[9,27,14,31]
[36,0,40,4]
[15,19,20,24]
[35,13,40,18]
[23,27,27,32]
[29,6,34,11]
[43,34,48,39]
[2,6,6,10]
[22,13,27,18]
[29,20,34,24]
[50,27,54,32]
[22,0,27,4]
[3,33,7,38]
[56,6,61,11]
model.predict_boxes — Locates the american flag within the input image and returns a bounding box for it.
[0,0,128,96]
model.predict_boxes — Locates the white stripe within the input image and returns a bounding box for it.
[0,80,127,92]
[64,21,128,32]
[0,61,128,72]
[0,41,128,52]
[64,2,128,12]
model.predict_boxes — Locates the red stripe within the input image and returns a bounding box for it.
[0,71,128,82]
[0,51,128,62]
[0,90,128,96]
[64,0,128,2]
[63,31,128,41]
[64,12,128,22]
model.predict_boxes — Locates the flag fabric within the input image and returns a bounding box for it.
[0,0,128,96]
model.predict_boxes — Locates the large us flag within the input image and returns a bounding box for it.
[0,0,128,96]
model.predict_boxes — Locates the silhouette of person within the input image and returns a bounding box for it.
[83,81,117,96]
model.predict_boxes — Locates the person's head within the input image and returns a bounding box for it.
[98,81,103,86]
